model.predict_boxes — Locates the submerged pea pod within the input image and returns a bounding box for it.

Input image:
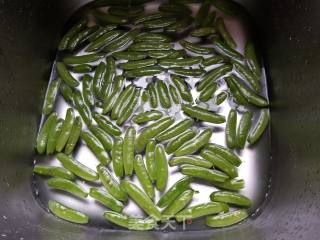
[123,127,136,176]
[216,17,237,49]
[148,49,185,59]
[215,91,228,105]
[36,112,58,154]
[199,83,218,102]
[145,140,156,182]
[132,110,163,125]
[203,55,229,67]
[92,9,128,25]
[129,42,173,51]
[71,64,94,74]
[212,38,243,60]
[179,40,214,55]
[134,155,154,199]
[159,57,203,68]
[191,27,216,37]
[56,108,75,152]
[64,116,82,154]
[155,80,171,109]
[202,10,216,27]
[210,191,252,207]
[92,62,106,97]
[93,112,122,136]
[88,25,118,42]
[86,30,123,52]
[135,33,171,43]
[46,118,63,154]
[119,59,157,70]
[155,144,168,192]
[133,12,165,25]
[73,90,92,126]
[182,104,226,124]
[103,29,139,52]
[68,26,99,51]
[166,129,196,154]
[43,78,61,115]
[195,0,211,26]
[226,109,237,149]
[147,83,158,108]
[89,188,124,212]
[206,209,249,228]
[166,17,193,33]
[108,5,144,18]
[170,67,205,77]
[56,62,79,88]
[82,74,94,108]
[171,75,193,102]
[156,119,193,142]
[245,41,262,78]
[225,75,249,106]
[144,17,177,29]
[205,143,242,166]
[47,178,88,198]
[248,109,269,144]
[236,111,253,149]
[169,156,213,168]
[33,165,75,180]
[135,117,174,153]
[89,125,113,151]
[180,165,229,183]
[212,178,245,191]
[112,137,124,177]
[60,83,75,106]
[158,2,192,15]
[110,85,135,120]
[102,76,125,114]
[63,53,104,65]
[116,88,140,126]
[113,51,147,60]
[169,84,180,104]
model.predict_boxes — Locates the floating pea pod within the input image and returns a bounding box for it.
[248,109,269,144]
[42,78,61,115]
[33,165,75,180]
[123,127,136,176]
[180,165,229,183]
[145,140,156,182]
[155,80,171,109]
[36,112,58,154]
[56,62,79,88]
[210,191,252,207]
[112,137,124,177]
[47,177,88,198]
[46,118,63,154]
[225,109,237,149]
[155,144,168,192]
[134,154,154,199]
[156,119,193,142]
[132,110,163,124]
[64,116,82,154]
[179,40,214,55]
[89,188,124,212]
[89,125,113,151]
[73,90,92,126]
[166,129,196,154]
[169,156,213,168]
[205,143,242,166]
[93,112,122,136]
[216,17,237,49]
[182,104,226,124]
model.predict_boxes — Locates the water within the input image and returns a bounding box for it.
[32,1,272,231]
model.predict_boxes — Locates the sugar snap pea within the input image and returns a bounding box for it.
[113,51,147,60]
[248,109,269,144]
[57,153,98,182]
[199,82,217,102]
[119,59,157,70]
[191,27,216,37]
[102,76,125,114]
[200,149,238,178]
[116,89,140,125]
[210,0,248,17]
[175,202,229,222]
[60,83,75,106]
[169,84,180,104]
[166,129,196,154]
[103,29,140,53]
[110,85,135,119]
[89,25,118,42]
[89,125,113,151]
[92,62,106,97]
[157,176,192,208]
[182,104,226,124]
[195,0,211,25]
[212,178,245,191]
[135,32,171,43]
[108,5,144,17]
[120,180,162,221]
[89,188,124,212]
[36,112,57,154]
[206,209,248,228]
[58,18,87,51]
[81,74,94,107]
[46,118,63,154]
[56,62,79,88]
[92,9,128,25]
[123,127,136,176]
[171,75,193,102]
[215,91,228,105]
[129,42,173,52]
[175,128,212,156]
[141,89,150,102]
[71,64,93,73]
[159,57,203,68]
[179,40,214,55]
[132,110,163,124]
[43,78,61,115]
[169,156,213,168]
[56,108,75,152]
[202,10,217,27]
[97,165,128,201]
[181,165,229,183]
[145,140,156,182]
[126,66,163,78]
[33,165,75,180]
[103,211,156,230]
[155,80,171,109]
[134,154,154,199]
[47,177,88,198]
[68,26,99,51]
[135,117,174,153]
[86,30,123,52]
[212,39,243,60]
[197,64,232,91]
[155,144,168,192]
[148,50,185,59]
[159,2,192,15]
[226,109,237,149]
[103,56,116,85]
[73,90,92,126]
[166,17,193,33]
[245,41,261,78]
[169,67,205,77]
[225,75,249,106]
[216,17,237,49]
[82,131,110,165]
[203,55,229,67]
[236,111,253,149]
[48,200,89,224]
[205,143,241,166]
[93,112,121,136]
[157,119,193,142]
[112,137,124,177]
[63,53,104,65]
[133,12,164,25]
[147,83,158,108]
[144,17,177,29]
[210,191,251,207]
[64,116,82,154]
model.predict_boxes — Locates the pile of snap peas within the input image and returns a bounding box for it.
[34,0,270,230]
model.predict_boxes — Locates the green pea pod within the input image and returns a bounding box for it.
[103,29,139,52]
[226,109,237,149]
[119,59,157,70]
[33,165,75,180]
[145,140,156,182]
[205,143,242,166]
[129,42,173,51]
[147,50,185,59]
[48,200,89,224]
[86,30,123,52]
[120,180,162,220]
[141,90,150,102]
[112,137,124,177]
[191,27,216,37]
[197,64,232,91]
[73,90,92,126]
[210,191,252,207]
[92,62,106,97]
[135,32,171,43]
[212,179,245,191]
[114,88,137,122]
[215,91,228,105]
[155,80,171,109]
[158,2,192,15]
[57,153,98,182]
[108,5,144,17]
[126,66,164,78]
[47,178,88,198]
[171,75,193,102]
[232,60,261,92]
[155,144,168,192]
[166,130,196,154]
[36,112,57,154]
[195,1,210,26]
[206,209,248,228]
[176,201,229,222]
[157,176,192,208]
[169,67,205,77]
[216,17,237,49]
[116,89,140,125]
[92,9,128,25]
[110,85,135,119]
[180,165,229,183]
[64,116,82,154]
[82,74,94,108]
[248,109,269,144]
[89,25,118,42]
[102,76,125,114]
[210,0,249,17]
[169,156,213,168]
[123,127,136,176]
[43,78,61,115]
[63,53,104,65]
[199,82,218,102]
[202,10,216,27]
[166,17,193,33]
[71,64,94,73]
[97,165,128,201]
[229,75,268,107]
[68,26,99,51]
[182,104,226,124]
[200,149,238,178]
[225,75,249,106]
[135,117,174,153]
[113,51,147,60]
[58,19,87,51]
[93,112,122,136]
[144,17,177,29]
[168,84,180,104]
[132,110,163,124]
[60,83,75,106]
[82,131,110,165]
[134,154,154,199]
[162,189,194,220]
[179,40,214,55]
[175,128,212,156]
[104,56,116,84]
[236,111,253,149]
[157,119,193,142]
[89,125,113,151]
[245,41,262,78]
[55,108,75,152]
[133,12,165,25]
[89,188,124,212]
[203,55,228,67]
[147,83,158,108]
[212,39,243,60]
[103,211,156,230]
[159,57,203,68]
[46,118,63,154]
[56,62,79,87]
